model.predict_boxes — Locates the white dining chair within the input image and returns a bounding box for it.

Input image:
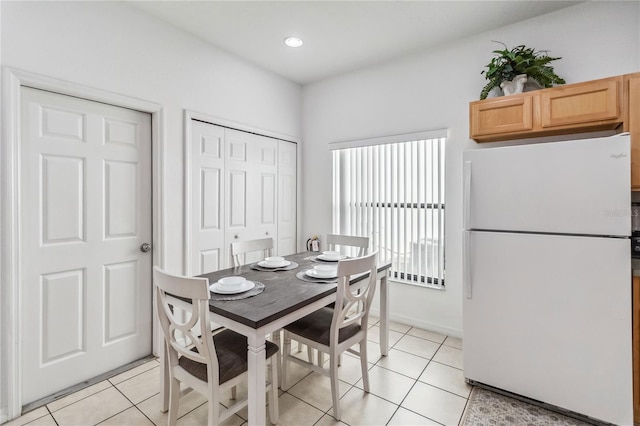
[230,237,274,267]
[154,266,279,425]
[229,237,291,384]
[326,234,370,257]
[281,252,378,421]
[313,234,370,366]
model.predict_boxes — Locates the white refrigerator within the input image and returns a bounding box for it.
[462,134,633,425]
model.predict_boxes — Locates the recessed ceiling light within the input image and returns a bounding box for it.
[284,36,303,48]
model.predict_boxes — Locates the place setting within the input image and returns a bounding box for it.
[250,256,299,272]
[208,275,265,300]
[311,250,348,263]
[296,263,338,284]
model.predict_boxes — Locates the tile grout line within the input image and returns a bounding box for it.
[394,336,469,426]
[98,380,153,426]
[378,324,446,426]
[12,326,467,426]
[394,337,436,421]
[46,384,119,418]
[40,406,59,426]
[375,325,423,426]
[106,361,200,426]
[280,389,340,424]
[423,341,474,399]
[108,362,160,387]
[105,363,171,425]
[45,361,159,417]
[457,394,473,426]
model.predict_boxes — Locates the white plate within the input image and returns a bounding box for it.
[317,254,346,262]
[306,269,337,279]
[210,281,255,294]
[258,260,291,268]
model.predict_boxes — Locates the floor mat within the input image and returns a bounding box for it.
[460,387,594,426]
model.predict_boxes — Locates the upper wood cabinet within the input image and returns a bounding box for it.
[625,73,640,190]
[539,77,621,128]
[470,95,533,137]
[470,76,624,142]
[470,73,640,189]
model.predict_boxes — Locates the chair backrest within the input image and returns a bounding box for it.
[330,252,378,344]
[230,237,274,267]
[326,234,369,257]
[154,266,219,383]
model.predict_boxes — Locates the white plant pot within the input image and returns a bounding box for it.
[500,74,528,96]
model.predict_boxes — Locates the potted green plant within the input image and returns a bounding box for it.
[480,42,566,100]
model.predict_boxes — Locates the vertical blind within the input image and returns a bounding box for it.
[331,132,446,287]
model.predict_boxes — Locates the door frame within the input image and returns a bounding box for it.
[1,68,165,420]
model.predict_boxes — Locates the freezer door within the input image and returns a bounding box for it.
[463,134,630,236]
[463,231,632,425]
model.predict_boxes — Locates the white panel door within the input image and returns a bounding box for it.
[20,87,152,404]
[463,134,630,236]
[463,230,632,425]
[225,129,277,265]
[277,141,297,255]
[189,120,225,274]
[255,136,278,243]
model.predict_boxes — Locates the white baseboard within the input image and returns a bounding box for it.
[369,308,462,339]
[1,408,10,424]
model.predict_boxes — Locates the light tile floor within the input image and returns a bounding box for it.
[6,318,472,426]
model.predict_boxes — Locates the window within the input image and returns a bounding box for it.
[331,130,446,288]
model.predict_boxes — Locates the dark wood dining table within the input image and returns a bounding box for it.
[160,251,392,426]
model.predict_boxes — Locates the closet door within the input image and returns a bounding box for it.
[225,129,278,265]
[278,141,297,255]
[189,121,225,274]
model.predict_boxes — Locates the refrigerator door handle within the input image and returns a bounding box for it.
[463,161,472,230]
[463,230,472,299]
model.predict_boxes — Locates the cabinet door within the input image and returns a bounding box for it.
[469,95,533,138]
[540,76,621,128]
[627,74,640,190]
[635,276,640,424]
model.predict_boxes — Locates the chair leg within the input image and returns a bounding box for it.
[281,332,292,391]
[207,382,220,426]
[168,376,180,426]
[360,340,370,392]
[268,357,279,424]
[330,351,341,421]
[307,345,314,364]
[317,351,324,367]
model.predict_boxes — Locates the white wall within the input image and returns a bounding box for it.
[301,1,640,337]
[0,1,301,419]
[1,0,302,269]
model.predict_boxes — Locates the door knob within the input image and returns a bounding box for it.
[140,243,152,253]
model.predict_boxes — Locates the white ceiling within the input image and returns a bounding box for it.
[128,0,582,85]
